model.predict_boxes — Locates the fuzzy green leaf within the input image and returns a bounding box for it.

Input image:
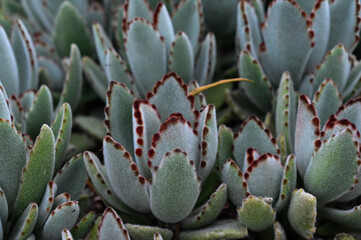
[13,125,55,221]
[54,154,87,200]
[61,229,73,240]
[237,196,276,231]
[36,181,57,229]
[98,208,130,240]
[124,0,152,22]
[92,23,113,71]
[82,57,107,102]
[9,203,38,240]
[74,116,106,141]
[0,188,8,232]
[150,150,200,223]
[321,206,361,230]
[288,189,317,239]
[125,224,173,240]
[53,2,92,57]
[194,32,216,86]
[71,211,96,239]
[154,3,174,56]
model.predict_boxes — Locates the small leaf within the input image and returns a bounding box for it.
[125,224,173,240]
[150,149,200,223]
[54,154,87,200]
[71,211,96,239]
[74,115,106,141]
[53,2,92,57]
[169,32,194,84]
[57,44,83,110]
[216,125,234,169]
[181,183,227,230]
[124,0,152,23]
[82,57,107,102]
[178,219,248,240]
[148,72,196,123]
[9,203,38,240]
[237,196,276,231]
[39,201,79,240]
[222,159,249,207]
[0,84,12,122]
[36,181,57,229]
[154,3,175,56]
[98,207,130,240]
[61,229,73,240]
[321,205,361,230]
[0,188,8,231]
[288,189,317,239]
[194,32,217,86]
[92,23,113,71]
[274,221,286,240]
[25,85,53,140]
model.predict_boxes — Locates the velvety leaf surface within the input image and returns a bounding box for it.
[246,153,283,201]
[104,48,134,90]
[320,205,361,230]
[197,104,217,181]
[125,224,173,240]
[11,19,38,93]
[169,32,194,84]
[148,73,196,123]
[126,19,166,96]
[304,129,359,203]
[336,98,361,134]
[313,79,342,126]
[148,114,198,167]
[9,203,38,240]
[275,72,296,153]
[194,32,216,86]
[57,44,83,110]
[75,116,106,141]
[275,155,297,211]
[343,61,361,97]
[36,182,57,229]
[0,26,19,96]
[98,208,130,240]
[0,84,11,122]
[222,160,249,207]
[61,229,73,240]
[83,152,138,215]
[25,85,53,140]
[237,50,273,112]
[178,219,248,240]
[216,125,234,169]
[327,0,360,51]
[172,0,202,53]
[274,221,286,240]
[132,100,161,178]
[39,201,79,240]
[154,3,174,56]
[82,57,107,102]
[105,82,135,155]
[124,0,152,23]
[92,23,113,71]
[51,103,72,173]
[181,183,227,230]
[295,95,320,178]
[71,211,96,239]
[150,150,200,223]
[53,2,92,57]
[0,188,8,231]
[54,154,87,200]
[0,119,26,211]
[13,125,55,221]
[52,193,71,210]
[313,45,351,93]
[288,189,317,239]
[103,136,151,213]
[237,196,276,231]
[260,0,313,88]
[233,115,279,168]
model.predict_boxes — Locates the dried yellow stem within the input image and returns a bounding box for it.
[189,78,253,96]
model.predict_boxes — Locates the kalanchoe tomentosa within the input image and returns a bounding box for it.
[0,103,90,240]
[84,0,217,100]
[230,0,361,116]
[83,72,246,238]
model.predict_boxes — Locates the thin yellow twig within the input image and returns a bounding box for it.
[189,78,253,96]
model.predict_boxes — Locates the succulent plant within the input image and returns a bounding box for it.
[0,102,90,240]
[84,0,217,100]
[229,0,361,116]
[82,72,251,238]
[292,93,361,238]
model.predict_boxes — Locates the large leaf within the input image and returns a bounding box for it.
[13,125,55,221]
[320,205,361,230]
[53,1,92,57]
[126,19,166,96]
[0,119,27,211]
[103,136,151,213]
[150,149,200,223]
[304,129,359,203]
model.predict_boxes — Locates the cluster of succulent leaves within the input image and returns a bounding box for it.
[1,0,361,239]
